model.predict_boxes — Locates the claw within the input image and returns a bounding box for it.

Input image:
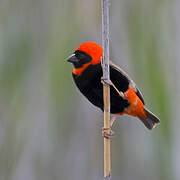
[101,77,113,86]
[101,115,117,139]
[101,77,125,99]
[102,127,115,139]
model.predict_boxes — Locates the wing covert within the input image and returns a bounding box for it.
[110,61,145,104]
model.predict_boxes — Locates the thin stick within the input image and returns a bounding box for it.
[101,0,111,179]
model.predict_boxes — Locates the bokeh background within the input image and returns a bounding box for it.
[0,0,179,180]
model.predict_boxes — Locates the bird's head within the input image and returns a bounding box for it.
[67,42,103,75]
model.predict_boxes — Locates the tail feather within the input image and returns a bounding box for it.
[139,108,160,130]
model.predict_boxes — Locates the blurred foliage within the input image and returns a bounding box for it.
[125,1,174,179]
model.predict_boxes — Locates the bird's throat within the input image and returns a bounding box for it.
[73,63,91,76]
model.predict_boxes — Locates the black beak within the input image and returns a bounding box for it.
[67,54,79,63]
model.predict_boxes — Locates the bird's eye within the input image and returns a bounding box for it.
[74,50,92,64]
[75,52,86,60]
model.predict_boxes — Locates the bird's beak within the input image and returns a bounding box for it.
[67,54,79,63]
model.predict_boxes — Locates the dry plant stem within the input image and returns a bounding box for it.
[102,0,111,179]
[103,84,111,178]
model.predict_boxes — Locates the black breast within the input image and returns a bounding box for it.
[73,63,130,114]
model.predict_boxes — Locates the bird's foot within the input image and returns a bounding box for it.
[101,77,125,99]
[101,77,113,86]
[102,127,115,139]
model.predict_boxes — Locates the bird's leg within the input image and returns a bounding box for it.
[101,77,125,99]
[102,115,117,139]
[110,115,117,127]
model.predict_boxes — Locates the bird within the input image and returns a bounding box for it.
[67,41,160,137]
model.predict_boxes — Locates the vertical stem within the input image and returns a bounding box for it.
[103,85,111,179]
[101,0,111,179]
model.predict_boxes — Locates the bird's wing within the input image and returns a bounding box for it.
[110,60,145,104]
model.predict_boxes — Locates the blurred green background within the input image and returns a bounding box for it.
[0,0,179,180]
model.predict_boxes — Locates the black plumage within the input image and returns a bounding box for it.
[67,48,160,130]
[72,63,130,114]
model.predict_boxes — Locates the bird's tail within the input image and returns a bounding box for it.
[139,108,160,130]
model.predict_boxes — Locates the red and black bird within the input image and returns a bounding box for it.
[67,42,160,133]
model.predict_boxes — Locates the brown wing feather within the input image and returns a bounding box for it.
[110,60,145,104]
